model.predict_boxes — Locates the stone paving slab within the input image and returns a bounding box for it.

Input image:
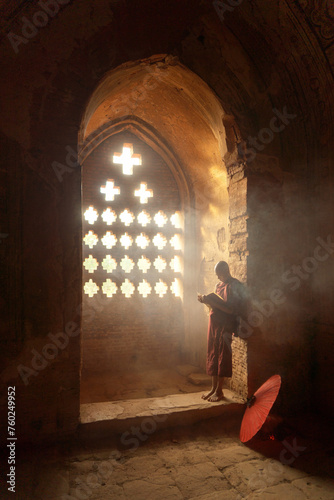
[292,475,334,499]
[80,389,244,423]
[246,482,309,499]
[78,390,245,440]
[5,413,334,500]
[122,478,183,500]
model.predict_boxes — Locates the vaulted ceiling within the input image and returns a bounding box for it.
[0,0,333,182]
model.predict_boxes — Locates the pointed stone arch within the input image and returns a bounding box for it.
[78,55,248,400]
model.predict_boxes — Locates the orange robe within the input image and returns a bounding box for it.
[205,279,239,378]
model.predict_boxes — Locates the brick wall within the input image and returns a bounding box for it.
[231,336,248,399]
[226,156,249,398]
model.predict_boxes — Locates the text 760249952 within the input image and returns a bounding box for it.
[7,386,16,494]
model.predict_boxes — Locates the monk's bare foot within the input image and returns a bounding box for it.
[202,389,216,400]
[208,391,224,402]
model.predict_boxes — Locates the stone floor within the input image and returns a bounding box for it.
[79,365,245,439]
[5,411,334,499]
[80,365,211,404]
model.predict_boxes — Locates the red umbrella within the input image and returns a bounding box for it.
[240,374,282,443]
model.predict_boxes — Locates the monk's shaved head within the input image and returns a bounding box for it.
[214,261,230,275]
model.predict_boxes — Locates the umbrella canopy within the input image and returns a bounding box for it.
[240,374,282,443]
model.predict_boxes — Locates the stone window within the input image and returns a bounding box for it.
[82,138,183,300]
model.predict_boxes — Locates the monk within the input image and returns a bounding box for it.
[198,261,241,402]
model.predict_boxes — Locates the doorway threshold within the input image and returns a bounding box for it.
[78,389,245,440]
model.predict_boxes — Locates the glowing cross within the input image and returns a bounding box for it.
[136,232,150,249]
[84,279,99,297]
[153,233,167,250]
[137,256,151,273]
[100,179,120,201]
[102,208,117,225]
[83,231,98,249]
[153,256,167,273]
[120,209,135,226]
[102,279,118,298]
[102,255,117,273]
[138,280,152,298]
[121,279,135,298]
[134,182,153,204]
[170,278,182,298]
[154,210,168,227]
[120,255,135,273]
[113,143,142,175]
[101,231,117,249]
[120,232,133,250]
[154,280,168,298]
[83,255,99,273]
[137,210,151,227]
[170,256,182,273]
[84,206,99,225]
[170,234,182,251]
[170,211,183,229]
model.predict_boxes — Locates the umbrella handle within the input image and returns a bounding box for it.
[246,395,256,408]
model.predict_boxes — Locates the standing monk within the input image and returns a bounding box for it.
[198,261,241,402]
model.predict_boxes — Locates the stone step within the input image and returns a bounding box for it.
[78,390,245,442]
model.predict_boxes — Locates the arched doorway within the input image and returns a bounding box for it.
[78,55,246,406]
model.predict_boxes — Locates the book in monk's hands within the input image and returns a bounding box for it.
[198,292,230,313]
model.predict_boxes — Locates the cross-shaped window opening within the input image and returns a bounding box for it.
[83,139,183,301]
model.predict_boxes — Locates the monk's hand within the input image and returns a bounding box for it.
[197,293,204,303]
